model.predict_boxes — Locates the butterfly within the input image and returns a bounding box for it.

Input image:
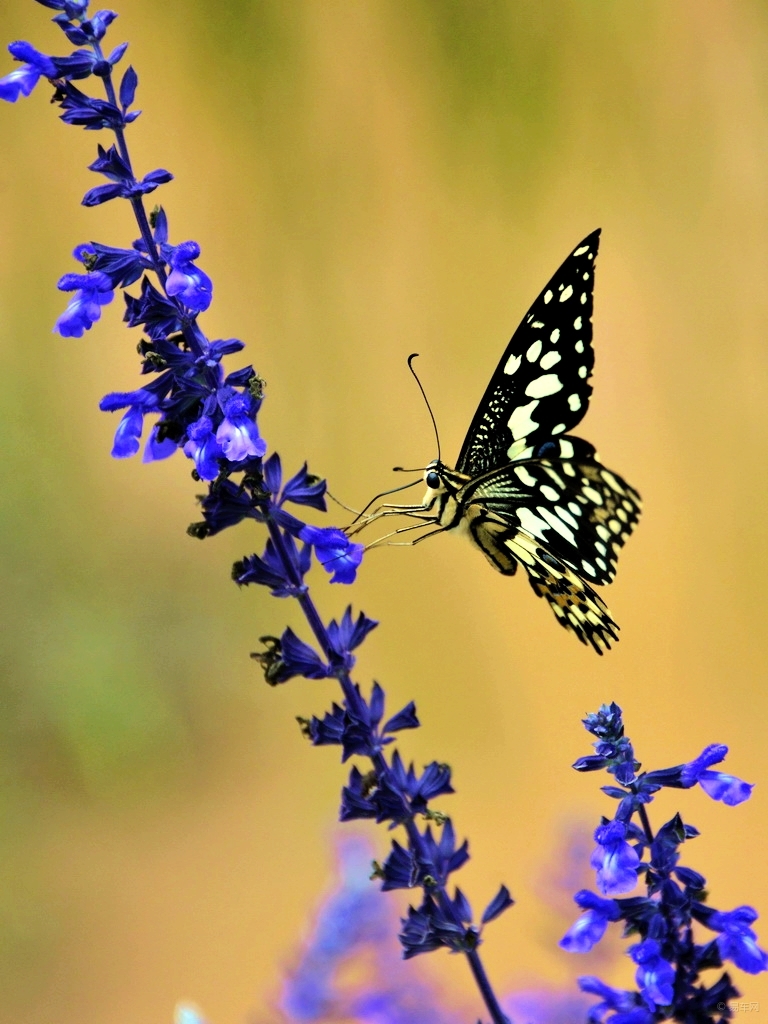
[356,229,641,654]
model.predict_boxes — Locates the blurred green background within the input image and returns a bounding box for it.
[2,0,768,1020]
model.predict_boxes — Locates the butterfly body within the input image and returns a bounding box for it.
[359,230,641,654]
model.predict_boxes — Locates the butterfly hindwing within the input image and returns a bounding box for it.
[456,229,600,477]
[465,509,619,654]
[460,447,642,587]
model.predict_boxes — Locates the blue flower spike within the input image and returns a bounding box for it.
[564,703,767,1021]
[0,5,511,1015]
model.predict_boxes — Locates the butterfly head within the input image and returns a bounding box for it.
[423,459,465,500]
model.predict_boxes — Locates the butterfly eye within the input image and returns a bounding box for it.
[426,470,441,490]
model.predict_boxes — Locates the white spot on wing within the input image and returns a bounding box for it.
[526,340,543,362]
[578,365,588,378]
[600,470,623,493]
[555,504,578,529]
[567,393,581,411]
[504,353,522,375]
[563,463,576,476]
[568,501,582,515]
[580,292,587,304]
[517,506,550,541]
[559,284,574,302]
[540,350,561,370]
[550,328,560,343]
[552,423,566,434]
[526,374,563,398]
[559,439,574,458]
[544,290,553,304]
[596,524,611,542]
[537,506,576,545]
[508,399,540,440]
[540,484,560,501]
[575,340,584,353]
[582,560,596,576]
[573,245,589,256]
[532,321,544,328]
[574,316,582,329]
[583,485,603,505]
[514,465,538,487]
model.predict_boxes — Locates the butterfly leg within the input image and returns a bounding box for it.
[345,502,434,538]
[363,518,445,550]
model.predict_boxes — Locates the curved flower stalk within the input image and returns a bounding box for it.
[561,703,767,1022]
[1,4,512,1022]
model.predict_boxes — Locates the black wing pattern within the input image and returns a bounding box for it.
[456,229,600,476]
[462,445,641,587]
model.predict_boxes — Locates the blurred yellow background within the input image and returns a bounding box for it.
[1,0,768,1021]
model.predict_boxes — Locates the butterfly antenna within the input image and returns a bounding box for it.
[407,353,441,462]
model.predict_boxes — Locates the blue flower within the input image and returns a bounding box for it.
[54,270,114,336]
[100,386,162,457]
[0,41,57,102]
[578,977,653,1024]
[706,906,768,974]
[560,890,621,953]
[166,240,213,312]
[299,525,364,584]
[183,416,224,481]
[590,820,640,896]
[215,388,266,462]
[680,744,754,806]
[629,939,675,1008]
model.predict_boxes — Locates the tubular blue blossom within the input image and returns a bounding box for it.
[630,939,675,1008]
[54,270,114,336]
[680,744,754,806]
[299,525,364,584]
[183,416,224,481]
[560,890,621,953]
[166,240,213,312]
[0,40,57,100]
[704,906,768,974]
[215,389,267,462]
[590,820,640,896]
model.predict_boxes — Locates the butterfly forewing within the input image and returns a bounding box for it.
[456,229,600,476]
